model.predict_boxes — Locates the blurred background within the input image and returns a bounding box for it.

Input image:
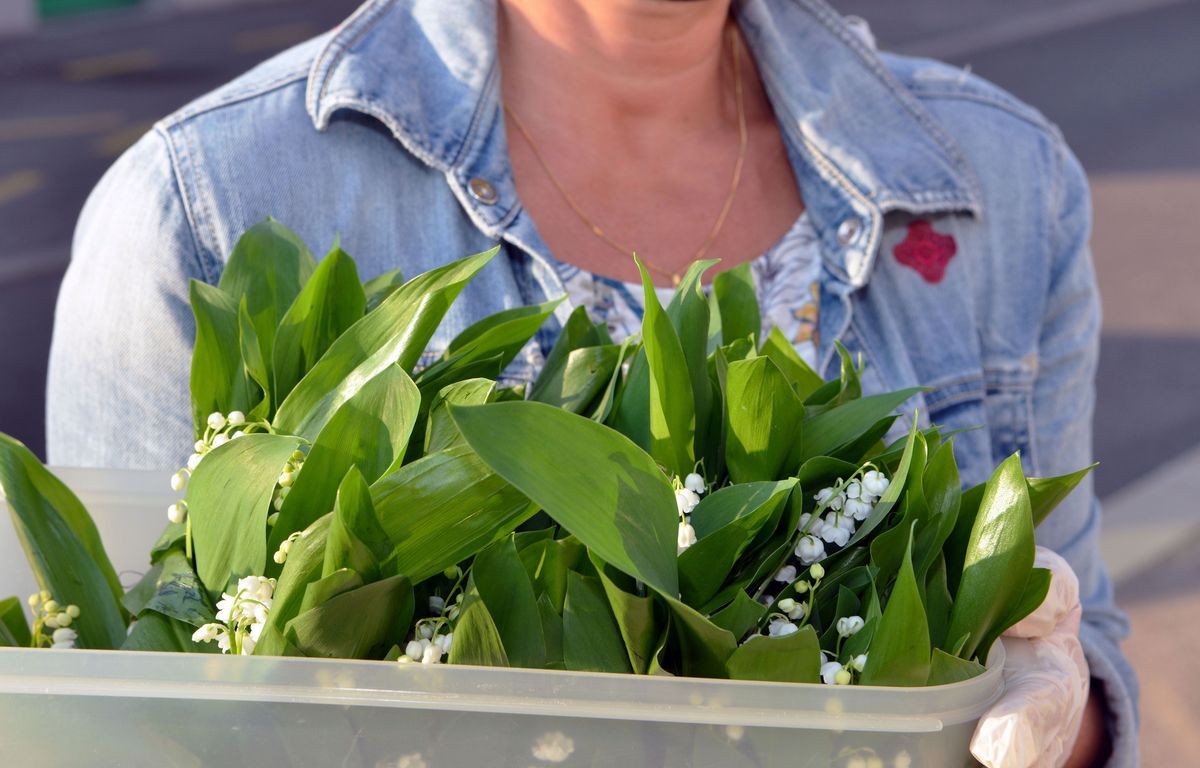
[0,0,1195,759]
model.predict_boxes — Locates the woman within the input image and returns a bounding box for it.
[46,0,1135,764]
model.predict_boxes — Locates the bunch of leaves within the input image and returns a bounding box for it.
[0,221,1092,690]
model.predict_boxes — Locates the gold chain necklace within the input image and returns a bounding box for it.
[504,25,748,287]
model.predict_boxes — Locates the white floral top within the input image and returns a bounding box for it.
[553,213,822,367]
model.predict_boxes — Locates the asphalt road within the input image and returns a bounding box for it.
[2,0,1198,500]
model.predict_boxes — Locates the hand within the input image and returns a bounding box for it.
[970,547,1092,768]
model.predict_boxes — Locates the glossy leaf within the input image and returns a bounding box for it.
[140,548,217,628]
[0,434,126,649]
[273,247,496,440]
[977,566,1052,658]
[0,596,30,647]
[725,625,820,683]
[927,648,986,685]
[636,255,696,478]
[860,525,930,686]
[797,387,924,463]
[373,445,536,584]
[564,572,632,673]
[188,432,303,600]
[712,263,759,346]
[689,480,797,539]
[665,259,718,461]
[189,280,255,436]
[253,515,330,657]
[592,554,660,674]
[268,365,419,556]
[946,454,1035,661]
[450,586,510,667]
[452,400,679,596]
[724,357,804,482]
[709,591,766,640]
[322,468,390,581]
[530,346,619,414]
[363,267,405,311]
[472,536,546,668]
[663,596,737,678]
[1029,465,1096,527]
[760,326,823,399]
[284,575,411,659]
[424,378,496,455]
[418,299,563,390]
[273,245,367,405]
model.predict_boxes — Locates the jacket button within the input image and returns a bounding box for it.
[836,217,861,245]
[468,177,498,205]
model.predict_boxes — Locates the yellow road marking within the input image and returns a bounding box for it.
[0,170,46,207]
[0,111,125,142]
[63,49,158,82]
[93,120,155,158]
[233,23,317,53]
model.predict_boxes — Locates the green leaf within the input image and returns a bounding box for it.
[268,365,419,556]
[450,587,510,666]
[417,299,563,391]
[530,346,620,414]
[218,220,317,398]
[725,625,820,683]
[140,549,217,628]
[927,648,986,685]
[841,419,919,550]
[188,432,303,601]
[0,596,31,647]
[238,298,271,410]
[636,255,696,478]
[977,566,1052,658]
[0,434,126,649]
[373,445,536,584]
[679,481,794,607]
[663,596,737,678]
[253,515,330,656]
[423,378,496,456]
[122,610,217,653]
[724,357,804,482]
[323,468,390,581]
[689,480,797,539]
[363,267,405,311]
[591,553,660,674]
[519,537,587,614]
[665,260,718,464]
[452,400,679,597]
[946,454,1035,661]
[796,388,924,464]
[926,555,954,651]
[860,524,930,686]
[189,280,255,436]
[273,247,496,440]
[760,326,824,399]
[284,575,411,659]
[273,245,367,406]
[712,263,759,346]
[537,593,565,669]
[472,536,546,668]
[564,572,633,673]
[709,591,766,640]
[1029,465,1096,527]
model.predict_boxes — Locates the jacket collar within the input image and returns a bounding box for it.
[307,0,982,222]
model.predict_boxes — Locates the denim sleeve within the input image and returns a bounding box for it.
[1032,137,1139,766]
[46,128,202,471]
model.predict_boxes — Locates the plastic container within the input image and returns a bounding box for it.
[1,469,1004,767]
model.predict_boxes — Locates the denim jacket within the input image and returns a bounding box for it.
[47,0,1136,759]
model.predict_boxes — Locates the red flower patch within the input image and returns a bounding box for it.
[893,220,957,284]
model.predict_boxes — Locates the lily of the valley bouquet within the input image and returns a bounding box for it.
[0,221,1091,691]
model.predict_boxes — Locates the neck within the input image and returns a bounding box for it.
[498,0,735,132]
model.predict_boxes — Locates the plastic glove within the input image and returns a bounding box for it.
[970,546,1091,768]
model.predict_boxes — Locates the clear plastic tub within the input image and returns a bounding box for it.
[0,645,1003,767]
[1,469,1004,767]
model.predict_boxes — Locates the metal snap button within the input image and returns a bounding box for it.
[468,177,498,205]
[836,217,861,245]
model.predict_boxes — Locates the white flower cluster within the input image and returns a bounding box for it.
[167,410,257,524]
[757,564,823,639]
[192,575,275,655]
[27,591,80,649]
[675,472,706,554]
[821,651,869,686]
[794,469,889,565]
[399,620,454,665]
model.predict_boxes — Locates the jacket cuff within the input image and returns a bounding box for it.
[1079,621,1140,767]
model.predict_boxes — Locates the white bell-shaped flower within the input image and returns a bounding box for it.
[207,412,227,431]
[836,615,865,638]
[50,627,77,649]
[774,564,797,583]
[405,640,424,662]
[814,486,845,511]
[675,488,701,516]
[170,471,188,492]
[227,411,246,427]
[167,502,187,524]
[421,642,444,665]
[862,470,890,497]
[819,523,850,547]
[844,497,872,521]
[851,653,868,672]
[683,473,706,494]
[187,452,203,472]
[767,619,798,638]
[821,661,844,685]
[795,535,826,564]
[677,520,697,554]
